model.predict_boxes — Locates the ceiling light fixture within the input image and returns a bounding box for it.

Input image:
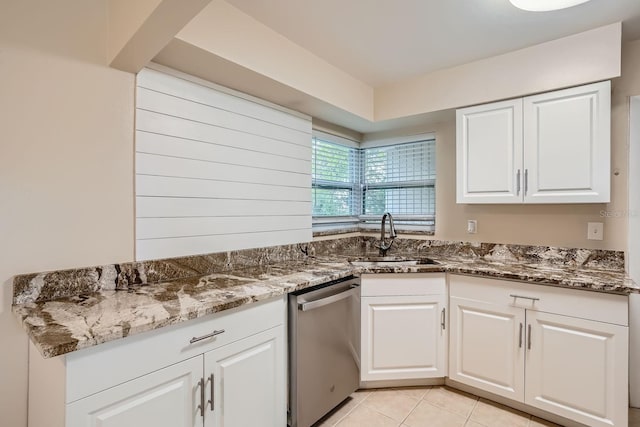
[509,0,592,12]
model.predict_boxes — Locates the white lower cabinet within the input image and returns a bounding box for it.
[525,311,628,427]
[449,296,525,401]
[204,328,284,427]
[67,357,204,427]
[449,275,628,427]
[360,273,447,382]
[29,296,286,427]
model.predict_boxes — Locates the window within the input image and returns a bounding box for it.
[362,141,435,229]
[311,138,360,218]
[311,131,436,232]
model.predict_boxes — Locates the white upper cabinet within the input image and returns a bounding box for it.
[523,82,611,203]
[456,99,523,203]
[457,81,610,204]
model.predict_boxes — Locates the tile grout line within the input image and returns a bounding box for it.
[465,396,480,425]
[397,390,427,427]
[328,387,593,427]
[422,386,480,425]
[332,392,371,426]
[360,389,416,426]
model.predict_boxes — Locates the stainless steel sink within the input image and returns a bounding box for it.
[348,256,439,267]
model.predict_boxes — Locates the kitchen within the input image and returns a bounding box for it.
[2,1,640,427]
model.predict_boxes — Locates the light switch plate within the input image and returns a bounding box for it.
[467,220,477,234]
[587,222,604,241]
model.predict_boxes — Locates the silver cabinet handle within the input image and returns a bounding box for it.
[441,308,446,330]
[197,378,205,417]
[528,324,532,350]
[509,294,540,302]
[516,169,521,196]
[519,323,523,348]
[298,286,357,312]
[524,169,529,195]
[207,373,214,412]
[190,329,225,344]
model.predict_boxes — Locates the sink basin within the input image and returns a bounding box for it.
[349,256,439,267]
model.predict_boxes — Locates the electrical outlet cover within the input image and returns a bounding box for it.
[587,222,604,241]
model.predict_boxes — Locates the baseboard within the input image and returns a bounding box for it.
[360,377,445,389]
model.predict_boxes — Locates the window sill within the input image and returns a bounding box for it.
[312,226,435,238]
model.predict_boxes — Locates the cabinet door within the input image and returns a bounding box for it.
[523,81,610,203]
[525,311,628,427]
[361,294,446,381]
[66,356,204,427]
[449,296,525,401]
[204,326,285,427]
[456,98,523,203]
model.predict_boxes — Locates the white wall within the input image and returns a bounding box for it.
[630,97,640,285]
[158,4,621,134]
[0,2,636,424]
[430,115,625,250]
[0,1,135,426]
[629,97,640,407]
[175,0,375,122]
[107,0,162,63]
[376,23,621,121]
[363,40,640,251]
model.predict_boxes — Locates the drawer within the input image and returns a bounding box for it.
[361,273,446,297]
[65,295,286,403]
[449,274,628,326]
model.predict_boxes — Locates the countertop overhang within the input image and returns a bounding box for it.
[12,252,637,359]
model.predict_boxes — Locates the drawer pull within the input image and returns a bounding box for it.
[509,294,540,302]
[190,329,225,344]
[519,323,523,348]
[441,308,446,330]
[208,373,214,411]
[528,324,532,350]
[197,378,205,417]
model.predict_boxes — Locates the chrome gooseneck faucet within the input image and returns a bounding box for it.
[376,212,397,256]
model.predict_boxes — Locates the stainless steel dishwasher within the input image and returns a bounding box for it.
[288,275,360,427]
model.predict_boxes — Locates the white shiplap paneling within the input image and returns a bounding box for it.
[135,128,309,174]
[136,230,309,261]
[135,68,312,260]
[136,198,310,218]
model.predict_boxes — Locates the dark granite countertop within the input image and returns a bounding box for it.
[12,238,638,359]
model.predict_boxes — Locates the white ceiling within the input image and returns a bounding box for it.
[226,0,640,87]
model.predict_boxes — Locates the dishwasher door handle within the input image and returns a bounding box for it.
[298,286,358,312]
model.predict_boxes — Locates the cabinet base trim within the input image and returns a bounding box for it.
[360,378,444,389]
[445,378,588,427]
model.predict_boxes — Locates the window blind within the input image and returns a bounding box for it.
[312,138,360,219]
[362,140,435,229]
[312,134,436,231]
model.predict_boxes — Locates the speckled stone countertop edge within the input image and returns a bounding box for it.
[12,254,637,360]
[13,262,358,359]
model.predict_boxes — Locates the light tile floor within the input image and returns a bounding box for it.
[313,386,640,427]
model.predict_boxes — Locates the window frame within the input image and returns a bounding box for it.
[311,130,436,233]
[311,132,361,225]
